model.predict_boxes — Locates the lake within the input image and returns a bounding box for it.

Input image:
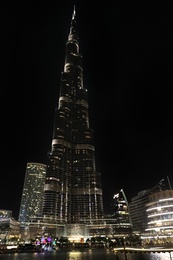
[0,248,172,260]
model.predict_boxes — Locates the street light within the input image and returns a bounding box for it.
[123,237,128,260]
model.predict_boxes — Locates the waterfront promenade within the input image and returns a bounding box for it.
[113,246,173,254]
[113,246,173,260]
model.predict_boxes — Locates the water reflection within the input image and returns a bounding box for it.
[0,250,172,260]
[66,248,115,259]
[67,251,83,260]
[117,252,173,260]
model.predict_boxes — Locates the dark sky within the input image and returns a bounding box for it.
[1,1,173,219]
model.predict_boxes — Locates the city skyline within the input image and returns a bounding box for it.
[1,1,173,220]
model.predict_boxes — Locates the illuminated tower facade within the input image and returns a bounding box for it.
[18,162,46,224]
[42,7,104,226]
[110,189,132,235]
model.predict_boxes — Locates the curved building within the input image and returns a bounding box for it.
[145,189,173,240]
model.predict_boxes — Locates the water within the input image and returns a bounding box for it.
[116,251,173,260]
[0,249,172,260]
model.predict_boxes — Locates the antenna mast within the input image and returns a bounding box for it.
[167,176,172,190]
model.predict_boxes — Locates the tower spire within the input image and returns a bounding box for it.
[72,4,76,19]
[69,4,78,41]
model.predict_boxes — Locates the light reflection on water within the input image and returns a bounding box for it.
[0,249,172,260]
[0,249,117,260]
[117,251,173,260]
[66,251,89,260]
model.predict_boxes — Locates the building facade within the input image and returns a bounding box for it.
[18,162,46,224]
[144,189,173,243]
[128,184,162,234]
[0,210,20,244]
[109,189,132,236]
[42,6,104,230]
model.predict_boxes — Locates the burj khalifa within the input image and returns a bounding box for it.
[42,6,104,229]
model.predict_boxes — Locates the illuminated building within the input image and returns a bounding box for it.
[19,6,133,241]
[129,184,161,234]
[145,189,173,240]
[85,189,133,239]
[0,210,20,243]
[109,189,132,235]
[18,162,46,224]
[41,6,104,238]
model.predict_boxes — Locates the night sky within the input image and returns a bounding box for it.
[1,1,173,219]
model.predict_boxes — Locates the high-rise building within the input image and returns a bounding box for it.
[129,184,162,234]
[42,6,104,230]
[110,189,132,235]
[17,6,136,241]
[18,162,46,224]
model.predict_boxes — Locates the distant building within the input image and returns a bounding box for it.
[18,162,46,224]
[105,189,132,237]
[0,210,20,243]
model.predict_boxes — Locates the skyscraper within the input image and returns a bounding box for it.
[18,162,46,224]
[110,189,132,235]
[42,6,104,227]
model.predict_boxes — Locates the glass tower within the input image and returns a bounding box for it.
[42,6,104,225]
[18,162,46,224]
